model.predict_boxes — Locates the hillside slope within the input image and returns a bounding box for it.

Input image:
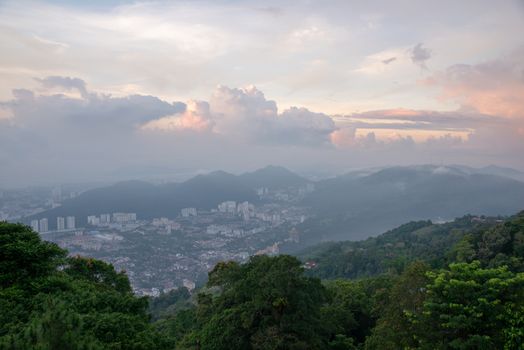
[28,172,257,228]
[298,211,524,279]
[299,165,524,241]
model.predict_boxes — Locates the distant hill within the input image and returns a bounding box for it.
[26,171,258,228]
[25,164,524,234]
[297,165,524,242]
[297,211,524,279]
[452,164,524,181]
[237,165,310,189]
[25,166,310,229]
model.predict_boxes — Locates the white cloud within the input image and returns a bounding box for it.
[142,85,337,146]
[1,0,523,117]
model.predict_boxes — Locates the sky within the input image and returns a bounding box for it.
[0,0,523,187]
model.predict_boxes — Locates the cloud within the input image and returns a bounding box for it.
[332,107,520,150]
[354,48,409,75]
[0,104,13,120]
[209,85,337,145]
[10,76,190,135]
[340,108,495,131]
[410,43,432,69]
[210,85,278,138]
[1,0,523,119]
[141,85,337,146]
[141,100,214,132]
[330,127,357,147]
[275,107,336,146]
[330,107,523,169]
[35,76,89,98]
[382,57,397,65]
[1,76,523,187]
[426,47,524,120]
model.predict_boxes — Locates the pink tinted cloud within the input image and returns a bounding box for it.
[426,48,524,121]
[330,128,357,148]
[141,100,214,132]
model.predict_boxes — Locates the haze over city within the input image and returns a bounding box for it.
[0,0,523,187]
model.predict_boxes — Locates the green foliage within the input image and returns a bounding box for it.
[64,256,132,294]
[185,255,328,350]
[300,216,489,280]
[301,213,524,281]
[148,287,192,321]
[0,222,66,288]
[2,298,103,350]
[327,335,357,350]
[154,308,197,348]
[468,212,524,271]
[0,222,172,349]
[412,261,524,349]
[3,211,524,350]
[321,279,374,345]
[364,261,430,349]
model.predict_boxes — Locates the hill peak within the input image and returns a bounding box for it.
[239,165,309,189]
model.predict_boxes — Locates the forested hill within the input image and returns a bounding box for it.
[2,212,524,349]
[298,212,524,279]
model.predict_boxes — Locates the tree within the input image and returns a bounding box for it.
[0,223,65,288]
[0,222,173,349]
[364,261,430,350]
[321,279,374,347]
[189,255,328,350]
[412,261,524,349]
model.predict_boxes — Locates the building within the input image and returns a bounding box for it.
[256,187,269,196]
[181,207,197,217]
[100,214,111,224]
[218,201,236,213]
[39,218,48,233]
[52,186,62,203]
[112,212,137,223]
[237,201,255,220]
[30,219,39,232]
[57,217,65,231]
[66,216,76,229]
[87,215,100,226]
[206,225,221,235]
[152,217,171,226]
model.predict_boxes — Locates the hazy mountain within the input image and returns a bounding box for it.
[237,165,310,189]
[27,171,258,228]
[296,165,524,243]
[451,164,524,181]
[26,164,524,236]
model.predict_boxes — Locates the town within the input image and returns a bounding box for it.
[27,191,309,296]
